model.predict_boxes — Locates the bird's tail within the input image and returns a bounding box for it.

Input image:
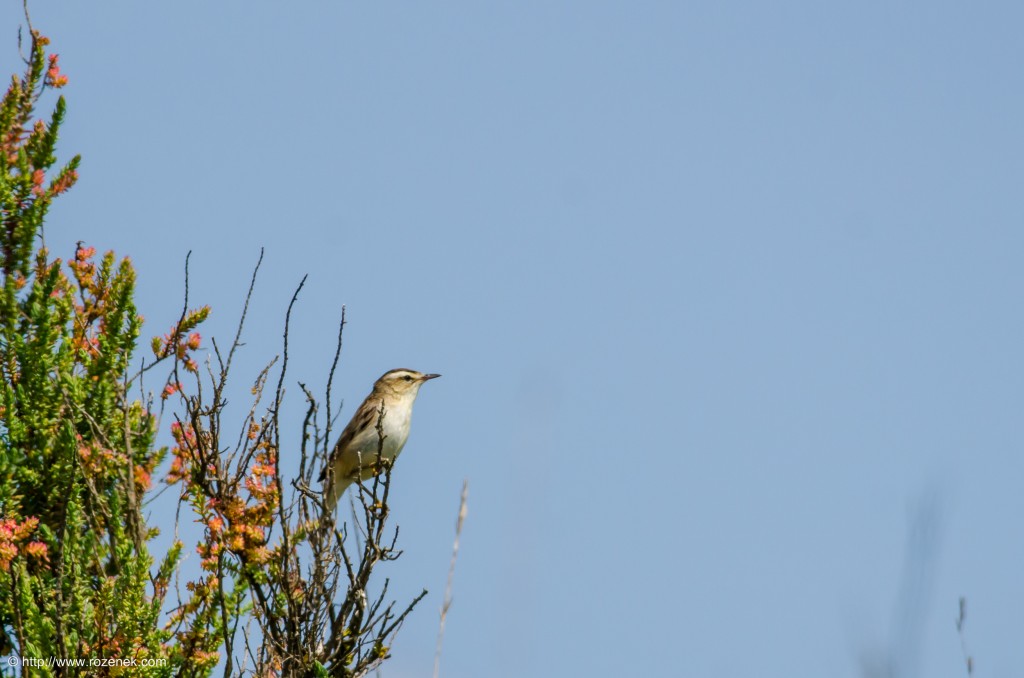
[323,475,353,515]
[293,476,353,538]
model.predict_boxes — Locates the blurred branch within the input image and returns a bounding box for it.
[956,597,973,677]
[434,479,468,678]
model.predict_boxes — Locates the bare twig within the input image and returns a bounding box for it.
[324,306,346,453]
[227,248,264,374]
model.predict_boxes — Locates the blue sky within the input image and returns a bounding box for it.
[4,2,1024,676]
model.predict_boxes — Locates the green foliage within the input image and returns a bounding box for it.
[0,27,427,678]
[0,29,179,674]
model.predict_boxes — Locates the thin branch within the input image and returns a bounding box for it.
[220,248,264,388]
[323,306,346,456]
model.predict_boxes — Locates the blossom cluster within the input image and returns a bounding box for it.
[0,517,48,572]
[151,306,210,387]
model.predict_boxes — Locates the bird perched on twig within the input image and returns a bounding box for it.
[320,368,440,511]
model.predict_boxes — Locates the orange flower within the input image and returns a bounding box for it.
[0,543,16,571]
[134,465,152,492]
[24,541,49,563]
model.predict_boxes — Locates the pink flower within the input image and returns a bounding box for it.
[45,54,68,88]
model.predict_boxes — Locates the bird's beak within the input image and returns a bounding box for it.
[421,373,441,381]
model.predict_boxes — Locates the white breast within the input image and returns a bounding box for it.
[353,396,415,466]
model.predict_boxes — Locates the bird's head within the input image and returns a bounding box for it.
[373,368,441,397]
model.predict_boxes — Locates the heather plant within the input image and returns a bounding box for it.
[0,25,430,678]
[0,28,188,673]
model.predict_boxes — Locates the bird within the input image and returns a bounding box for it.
[320,368,440,511]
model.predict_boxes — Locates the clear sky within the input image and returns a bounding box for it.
[3,2,1023,676]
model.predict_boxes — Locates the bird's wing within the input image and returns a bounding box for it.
[319,397,381,482]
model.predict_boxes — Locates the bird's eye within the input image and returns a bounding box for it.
[403,375,413,381]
